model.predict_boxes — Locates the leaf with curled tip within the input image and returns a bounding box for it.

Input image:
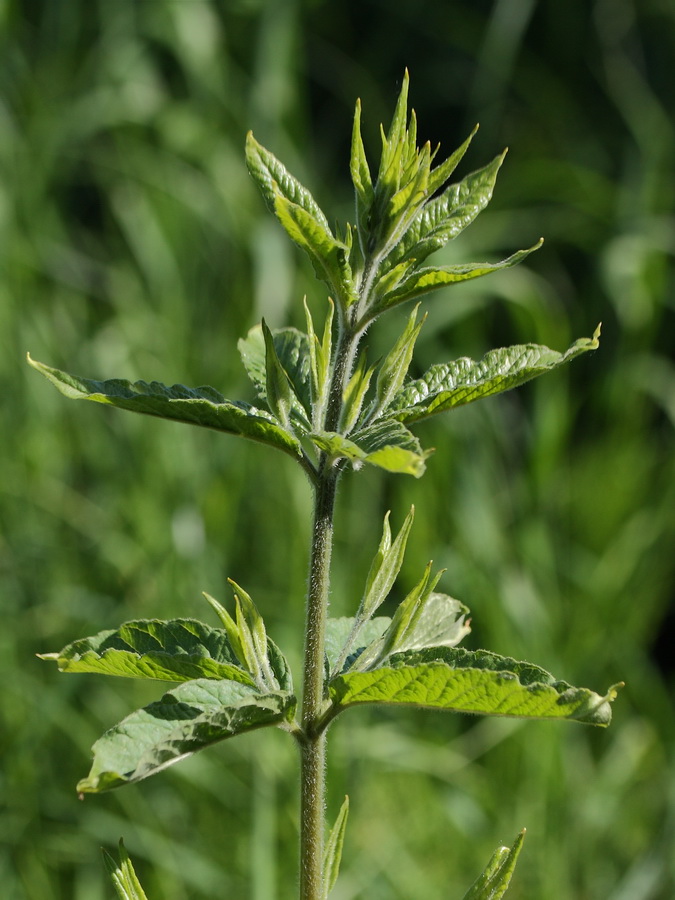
[329,647,620,726]
[389,326,601,423]
[27,355,304,460]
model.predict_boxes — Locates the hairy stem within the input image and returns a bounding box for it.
[299,320,362,899]
[300,471,337,899]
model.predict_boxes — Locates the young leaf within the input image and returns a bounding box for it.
[274,195,355,308]
[340,350,376,434]
[103,839,149,900]
[385,151,507,270]
[304,298,334,426]
[324,617,391,675]
[350,98,374,251]
[245,131,331,230]
[310,418,429,478]
[425,124,478,198]
[238,324,313,426]
[367,304,425,422]
[39,618,254,686]
[328,648,621,726]
[262,319,297,431]
[360,507,415,620]
[27,356,304,459]
[461,830,525,900]
[370,242,543,316]
[78,679,296,793]
[322,796,350,899]
[363,562,445,665]
[389,326,602,423]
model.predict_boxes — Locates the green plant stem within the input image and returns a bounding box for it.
[299,471,336,900]
[299,322,361,899]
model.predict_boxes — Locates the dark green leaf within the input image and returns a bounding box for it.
[27,356,303,459]
[329,648,620,726]
[389,326,601,423]
[461,831,525,900]
[78,680,296,793]
[39,618,254,686]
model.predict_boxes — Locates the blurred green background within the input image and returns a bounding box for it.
[1,1,674,898]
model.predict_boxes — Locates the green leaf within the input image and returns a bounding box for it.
[350,98,374,251]
[322,796,350,899]
[425,124,478,198]
[103,839,149,900]
[329,648,621,726]
[261,319,297,431]
[78,680,296,793]
[304,298,334,426]
[461,831,525,900]
[39,618,254,686]
[310,418,429,478]
[273,195,355,309]
[245,131,331,230]
[360,507,415,620]
[386,151,507,269]
[204,591,292,693]
[27,355,303,460]
[368,305,424,422]
[389,326,602,423]
[325,617,391,675]
[340,351,376,434]
[372,242,543,315]
[238,324,313,428]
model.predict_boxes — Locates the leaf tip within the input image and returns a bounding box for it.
[36,652,59,661]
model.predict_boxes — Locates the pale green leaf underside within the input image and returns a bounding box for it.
[461,831,525,900]
[79,680,296,793]
[329,647,618,726]
[27,356,302,458]
[310,418,429,478]
[390,328,601,423]
[324,617,391,673]
[103,840,150,900]
[40,618,254,686]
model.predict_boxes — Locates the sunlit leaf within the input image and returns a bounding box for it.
[273,195,355,309]
[245,131,330,229]
[27,356,303,459]
[322,796,350,899]
[103,839,149,900]
[329,648,620,726]
[311,418,428,477]
[78,680,296,793]
[461,831,525,900]
[39,618,254,685]
[372,242,542,315]
[389,326,601,423]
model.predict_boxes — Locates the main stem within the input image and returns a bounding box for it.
[299,321,357,900]
[299,471,337,900]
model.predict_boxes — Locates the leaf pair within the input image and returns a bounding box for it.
[41,593,296,793]
[322,510,619,729]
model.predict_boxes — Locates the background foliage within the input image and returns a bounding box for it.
[1,1,673,898]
